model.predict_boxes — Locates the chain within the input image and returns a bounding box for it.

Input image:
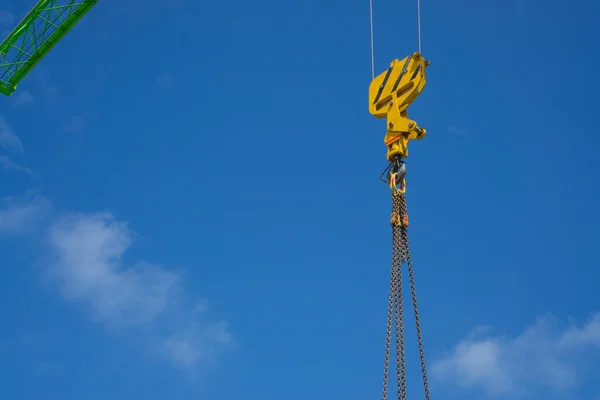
[400,193,431,400]
[382,193,403,400]
[381,183,431,400]
[393,192,406,400]
[381,223,395,400]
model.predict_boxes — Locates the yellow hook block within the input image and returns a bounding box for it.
[368,52,430,162]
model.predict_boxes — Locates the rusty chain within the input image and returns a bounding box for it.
[394,192,406,400]
[381,184,431,400]
[400,192,431,400]
[381,221,395,400]
[382,192,403,400]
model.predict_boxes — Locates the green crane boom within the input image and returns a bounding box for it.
[0,0,97,96]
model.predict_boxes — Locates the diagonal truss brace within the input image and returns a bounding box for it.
[0,0,97,96]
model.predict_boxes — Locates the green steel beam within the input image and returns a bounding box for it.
[0,0,97,96]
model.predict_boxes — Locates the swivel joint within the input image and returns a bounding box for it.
[368,52,430,162]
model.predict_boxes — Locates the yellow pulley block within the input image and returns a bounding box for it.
[368,52,430,162]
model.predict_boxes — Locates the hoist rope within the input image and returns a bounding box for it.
[417,0,422,52]
[369,0,375,79]
[368,0,423,80]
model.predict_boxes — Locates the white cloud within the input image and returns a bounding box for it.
[0,194,50,234]
[0,114,24,153]
[14,91,36,107]
[431,313,600,398]
[45,212,233,368]
[47,212,177,326]
[163,319,233,369]
[44,86,59,99]
[0,155,33,175]
[156,72,175,90]
[61,116,85,133]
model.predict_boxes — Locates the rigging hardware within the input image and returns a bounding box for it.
[368,52,430,162]
[368,44,431,400]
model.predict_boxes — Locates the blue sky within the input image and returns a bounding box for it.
[0,0,599,399]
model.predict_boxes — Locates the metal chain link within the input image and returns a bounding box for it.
[381,200,398,400]
[381,187,431,400]
[400,192,431,400]
[393,193,407,400]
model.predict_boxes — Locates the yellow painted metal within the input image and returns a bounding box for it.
[368,52,430,161]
